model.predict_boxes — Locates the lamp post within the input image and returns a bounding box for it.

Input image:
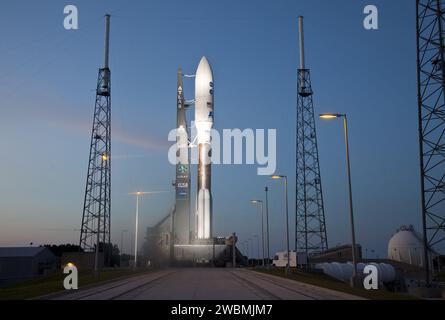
[134,192,141,270]
[120,229,127,266]
[248,238,253,266]
[129,190,167,271]
[253,235,260,265]
[319,113,358,287]
[250,200,265,267]
[244,240,249,265]
[265,186,270,268]
[271,175,290,277]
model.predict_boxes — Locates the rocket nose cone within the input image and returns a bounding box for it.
[196,56,213,80]
[195,56,214,124]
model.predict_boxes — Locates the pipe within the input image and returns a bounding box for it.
[104,14,111,69]
[298,16,305,70]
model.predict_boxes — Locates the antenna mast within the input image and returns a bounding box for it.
[80,15,112,270]
[295,16,328,256]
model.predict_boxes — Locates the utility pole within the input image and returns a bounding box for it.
[120,229,127,266]
[232,232,237,268]
[265,186,270,268]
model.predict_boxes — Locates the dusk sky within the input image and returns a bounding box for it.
[0,0,424,258]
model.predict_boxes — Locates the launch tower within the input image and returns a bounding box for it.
[416,0,445,283]
[79,15,112,265]
[295,17,328,256]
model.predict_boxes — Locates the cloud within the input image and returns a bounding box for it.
[1,72,173,152]
[113,127,170,150]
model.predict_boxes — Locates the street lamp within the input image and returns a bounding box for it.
[134,192,142,270]
[319,113,358,287]
[271,175,290,277]
[252,235,260,265]
[120,229,127,267]
[265,186,270,268]
[129,191,167,270]
[248,238,253,265]
[250,200,265,267]
[244,240,249,265]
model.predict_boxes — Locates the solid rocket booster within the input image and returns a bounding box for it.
[195,57,214,240]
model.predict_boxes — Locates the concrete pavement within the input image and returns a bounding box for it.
[53,268,362,300]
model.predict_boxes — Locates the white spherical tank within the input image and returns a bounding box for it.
[388,225,424,267]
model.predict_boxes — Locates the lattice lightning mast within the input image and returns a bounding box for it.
[79,15,112,259]
[295,16,328,256]
[416,0,445,283]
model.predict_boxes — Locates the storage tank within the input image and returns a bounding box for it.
[388,225,424,267]
[315,262,396,284]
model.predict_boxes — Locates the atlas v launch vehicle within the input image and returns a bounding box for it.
[195,57,214,240]
[150,57,235,265]
[173,57,214,243]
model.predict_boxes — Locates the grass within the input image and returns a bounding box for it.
[252,268,417,300]
[0,268,153,300]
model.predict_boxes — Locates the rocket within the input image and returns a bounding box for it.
[195,57,214,240]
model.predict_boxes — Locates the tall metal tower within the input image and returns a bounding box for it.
[295,16,328,256]
[416,0,445,283]
[79,15,112,262]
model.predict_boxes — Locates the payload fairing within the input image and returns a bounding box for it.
[195,57,214,240]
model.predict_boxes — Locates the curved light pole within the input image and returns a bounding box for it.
[253,234,260,265]
[271,175,290,277]
[244,240,250,265]
[129,191,167,270]
[319,113,358,287]
[248,238,253,266]
[251,200,265,267]
[265,186,270,268]
[120,229,127,266]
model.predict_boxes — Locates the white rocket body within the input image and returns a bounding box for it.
[195,57,214,240]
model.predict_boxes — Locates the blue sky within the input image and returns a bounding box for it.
[0,0,425,258]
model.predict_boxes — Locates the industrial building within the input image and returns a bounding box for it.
[0,247,57,287]
[310,245,363,264]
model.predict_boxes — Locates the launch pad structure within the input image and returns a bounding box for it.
[295,17,328,257]
[416,0,445,284]
[79,15,112,270]
[144,57,242,267]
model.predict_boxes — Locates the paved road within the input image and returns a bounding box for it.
[54,268,362,300]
